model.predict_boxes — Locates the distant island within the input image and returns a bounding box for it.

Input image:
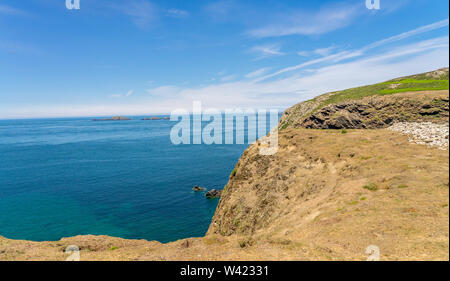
[92,116,169,121]
[92,116,131,121]
[142,117,169,120]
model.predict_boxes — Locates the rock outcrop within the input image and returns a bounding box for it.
[205,189,222,199]
[192,186,206,191]
[281,91,448,129]
[279,68,449,130]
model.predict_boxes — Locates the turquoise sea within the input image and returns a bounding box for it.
[0,116,271,243]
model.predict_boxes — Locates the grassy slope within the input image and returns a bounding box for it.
[279,68,449,130]
[315,68,448,110]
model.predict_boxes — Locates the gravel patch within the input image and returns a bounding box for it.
[388,122,449,150]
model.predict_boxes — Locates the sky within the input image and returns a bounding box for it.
[0,0,449,119]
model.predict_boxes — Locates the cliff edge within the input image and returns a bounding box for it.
[1,68,448,261]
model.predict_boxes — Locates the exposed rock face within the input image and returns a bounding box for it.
[205,189,222,199]
[279,68,449,130]
[284,91,449,129]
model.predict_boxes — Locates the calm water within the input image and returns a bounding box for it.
[0,116,266,243]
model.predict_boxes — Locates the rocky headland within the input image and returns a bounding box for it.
[1,68,448,261]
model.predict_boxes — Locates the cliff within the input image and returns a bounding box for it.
[1,69,449,261]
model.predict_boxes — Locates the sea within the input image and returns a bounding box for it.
[0,115,275,243]
[0,116,278,242]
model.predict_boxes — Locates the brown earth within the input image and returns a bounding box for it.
[1,127,448,261]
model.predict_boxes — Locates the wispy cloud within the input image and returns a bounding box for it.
[108,0,157,29]
[245,67,271,78]
[363,18,449,50]
[2,17,449,119]
[0,4,30,17]
[147,85,181,96]
[221,74,237,82]
[166,8,189,18]
[110,89,134,98]
[4,39,447,119]
[314,46,337,56]
[256,19,449,81]
[248,2,361,38]
[298,46,338,57]
[204,0,237,21]
[249,44,285,60]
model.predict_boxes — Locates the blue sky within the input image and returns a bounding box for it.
[0,0,448,118]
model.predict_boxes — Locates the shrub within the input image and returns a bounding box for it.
[363,183,378,191]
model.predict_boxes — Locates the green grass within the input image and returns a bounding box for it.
[279,122,290,130]
[230,168,237,177]
[109,246,119,251]
[308,75,448,115]
[363,183,378,191]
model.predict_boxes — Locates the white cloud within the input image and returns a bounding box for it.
[3,40,446,119]
[363,18,449,50]
[314,46,337,56]
[167,8,189,18]
[297,46,338,57]
[297,51,309,57]
[221,74,237,82]
[147,85,181,96]
[204,0,236,21]
[256,19,449,82]
[2,20,449,119]
[249,44,285,60]
[245,67,271,78]
[248,3,360,38]
[110,89,134,98]
[108,0,157,29]
[0,4,29,16]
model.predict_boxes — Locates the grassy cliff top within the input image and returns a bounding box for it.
[317,67,448,109]
[279,67,449,130]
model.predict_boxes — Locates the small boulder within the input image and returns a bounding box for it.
[205,189,222,199]
[192,186,206,191]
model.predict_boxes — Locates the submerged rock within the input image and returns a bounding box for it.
[205,189,222,199]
